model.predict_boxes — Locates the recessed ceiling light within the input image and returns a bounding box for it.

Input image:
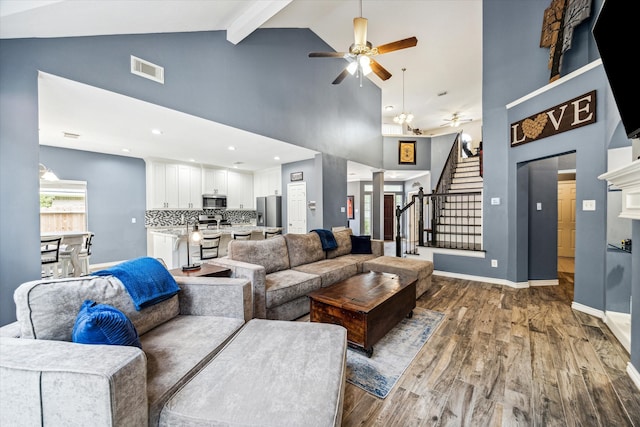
[384,105,394,111]
[233,165,238,168]
[189,158,195,162]
[274,156,280,160]
[228,146,236,151]
[121,148,130,153]
[151,129,163,135]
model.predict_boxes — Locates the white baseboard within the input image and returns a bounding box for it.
[628,363,640,392]
[529,279,559,287]
[604,311,631,354]
[571,302,604,319]
[433,270,528,289]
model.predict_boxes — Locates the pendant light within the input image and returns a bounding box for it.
[393,68,414,124]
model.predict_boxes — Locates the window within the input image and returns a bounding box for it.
[40,180,88,232]
[363,194,371,235]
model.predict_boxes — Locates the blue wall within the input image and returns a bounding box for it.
[0,29,382,325]
[527,157,559,281]
[40,146,147,264]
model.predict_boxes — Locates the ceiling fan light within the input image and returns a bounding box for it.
[347,61,358,75]
[406,113,414,123]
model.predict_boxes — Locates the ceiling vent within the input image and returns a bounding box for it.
[62,131,80,139]
[130,55,164,84]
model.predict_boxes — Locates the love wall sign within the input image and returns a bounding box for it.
[510,90,596,147]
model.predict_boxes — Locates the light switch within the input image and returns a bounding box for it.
[340,207,345,213]
[491,197,500,205]
[131,217,137,223]
[582,200,596,211]
[536,202,542,211]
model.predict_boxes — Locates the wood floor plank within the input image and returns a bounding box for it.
[581,324,628,375]
[530,331,566,426]
[610,372,640,427]
[581,368,633,427]
[556,369,600,426]
[504,334,532,417]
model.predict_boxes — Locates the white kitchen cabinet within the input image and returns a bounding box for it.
[178,164,202,209]
[147,161,202,209]
[253,167,281,198]
[203,168,228,195]
[149,161,179,209]
[227,170,254,209]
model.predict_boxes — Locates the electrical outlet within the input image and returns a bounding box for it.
[131,217,136,224]
[491,259,498,268]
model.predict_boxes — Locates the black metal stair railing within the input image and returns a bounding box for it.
[429,191,482,250]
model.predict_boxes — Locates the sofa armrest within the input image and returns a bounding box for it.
[0,337,147,426]
[173,276,252,322]
[208,258,267,319]
[371,239,384,257]
[0,321,21,338]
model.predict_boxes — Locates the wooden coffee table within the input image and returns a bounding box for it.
[308,271,416,357]
[169,263,231,278]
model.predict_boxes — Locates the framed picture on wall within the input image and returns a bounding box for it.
[398,140,416,164]
[290,171,303,181]
[347,195,355,219]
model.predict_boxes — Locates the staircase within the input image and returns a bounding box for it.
[430,156,483,250]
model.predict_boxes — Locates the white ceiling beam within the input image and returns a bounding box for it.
[226,0,292,45]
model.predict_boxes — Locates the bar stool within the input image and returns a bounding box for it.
[60,233,94,276]
[199,234,221,260]
[264,230,282,239]
[233,231,252,240]
[41,237,62,278]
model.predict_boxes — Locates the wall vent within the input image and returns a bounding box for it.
[130,55,164,84]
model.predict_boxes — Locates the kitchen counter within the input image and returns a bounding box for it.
[148,225,282,268]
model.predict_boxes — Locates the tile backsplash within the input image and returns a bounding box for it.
[145,209,257,228]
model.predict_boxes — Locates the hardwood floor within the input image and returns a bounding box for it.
[340,273,640,426]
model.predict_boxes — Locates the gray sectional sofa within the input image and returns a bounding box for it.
[211,228,434,320]
[0,270,347,426]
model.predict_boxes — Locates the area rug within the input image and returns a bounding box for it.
[346,307,445,399]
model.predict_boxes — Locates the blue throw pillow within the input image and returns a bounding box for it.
[72,300,141,348]
[350,235,373,254]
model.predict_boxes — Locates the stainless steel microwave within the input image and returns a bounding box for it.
[202,194,227,209]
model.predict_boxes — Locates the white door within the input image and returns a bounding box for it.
[287,182,307,234]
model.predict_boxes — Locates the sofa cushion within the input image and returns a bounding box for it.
[226,235,290,274]
[336,253,380,273]
[293,259,358,288]
[72,300,141,348]
[14,276,179,341]
[350,235,373,254]
[284,233,325,267]
[265,270,321,309]
[326,229,353,259]
[142,314,245,427]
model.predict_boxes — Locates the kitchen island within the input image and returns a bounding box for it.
[148,225,282,269]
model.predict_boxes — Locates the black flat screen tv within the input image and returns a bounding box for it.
[592,0,640,139]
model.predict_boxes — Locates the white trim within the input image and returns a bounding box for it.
[506,59,602,109]
[627,363,640,392]
[529,279,559,287]
[434,270,528,288]
[571,302,604,319]
[604,311,631,353]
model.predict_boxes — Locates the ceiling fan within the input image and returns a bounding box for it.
[308,1,417,86]
[441,113,473,127]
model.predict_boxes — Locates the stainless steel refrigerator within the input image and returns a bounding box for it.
[256,195,282,227]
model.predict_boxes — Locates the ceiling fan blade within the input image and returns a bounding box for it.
[332,69,350,85]
[376,37,418,55]
[369,59,392,81]
[353,17,368,46]
[309,52,349,58]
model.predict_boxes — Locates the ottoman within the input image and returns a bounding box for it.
[159,319,347,427]
[362,256,434,299]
